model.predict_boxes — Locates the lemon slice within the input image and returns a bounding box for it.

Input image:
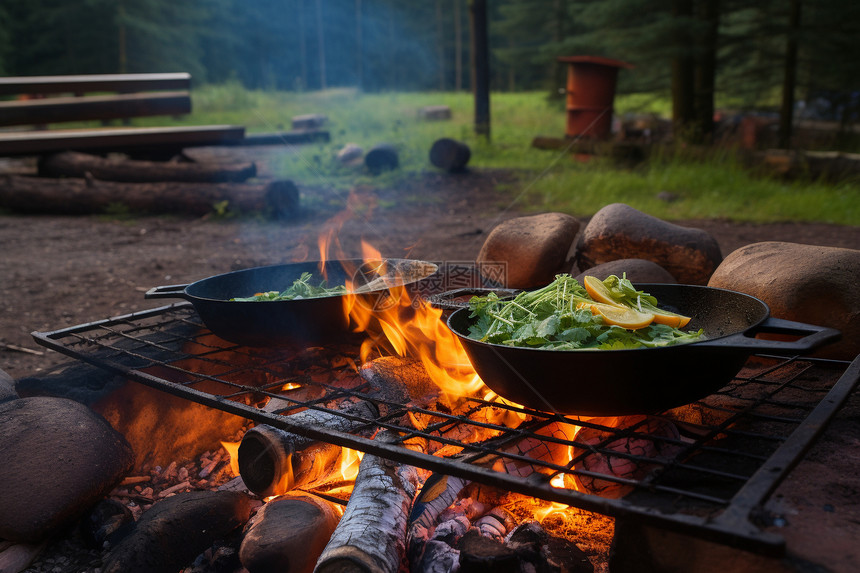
[584,275,691,328]
[650,310,691,328]
[576,301,655,329]
[583,275,625,307]
[595,305,655,329]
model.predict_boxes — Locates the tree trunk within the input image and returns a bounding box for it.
[298,0,308,89]
[454,0,463,91]
[470,0,491,139]
[38,151,257,183]
[671,0,695,141]
[355,0,363,89]
[778,0,802,149]
[0,175,299,218]
[437,0,446,90]
[693,0,720,143]
[316,0,327,91]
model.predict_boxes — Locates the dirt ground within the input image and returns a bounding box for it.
[1,154,858,380]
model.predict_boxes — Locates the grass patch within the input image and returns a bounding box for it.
[115,86,859,225]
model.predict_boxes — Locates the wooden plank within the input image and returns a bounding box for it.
[0,73,191,96]
[0,91,192,127]
[0,125,245,156]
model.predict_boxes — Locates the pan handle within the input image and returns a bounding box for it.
[144,284,191,301]
[696,317,841,353]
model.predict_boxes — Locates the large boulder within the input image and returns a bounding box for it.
[0,397,135,542]
[0,367,17,404]
[572,258,677,285]
[477,213,580,288]
[576,203,722,285]
[708,241,860,360]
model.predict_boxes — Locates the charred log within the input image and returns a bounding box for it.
[38,151,257,183]
[456,529,518,573]
[506,521,594,573]
[101,490,251,573]
[240,357,439,499]
[238,399,378,498]
[0,175,299,218]
[314,431,421,573]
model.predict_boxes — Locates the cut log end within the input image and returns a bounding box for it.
[429,138,471,172]
[314,546,382,573]
[264,179,300,219]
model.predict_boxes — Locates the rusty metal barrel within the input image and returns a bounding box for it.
[557,56,633,140]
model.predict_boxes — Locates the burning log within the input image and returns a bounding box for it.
[408,472,473,569]
[238,360,430,498]
[412,513,470,573]
[314,431,421,573]
[37,151,258,183]
[238,399,378,497]
[239,492,340,573]
[473,506,517,542]
[0,174,299,218]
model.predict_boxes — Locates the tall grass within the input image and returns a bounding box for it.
[132,84,859,225]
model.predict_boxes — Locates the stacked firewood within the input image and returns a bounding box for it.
[0,150,300,218]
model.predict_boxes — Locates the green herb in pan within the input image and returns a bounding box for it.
[466,274,704,350]
[231,272,347,301]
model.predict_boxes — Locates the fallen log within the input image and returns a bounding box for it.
[429,138,471,172]
[314,431,421,573]
[37,151,257,183]
[0,174,299,218]
[364,144,399,174]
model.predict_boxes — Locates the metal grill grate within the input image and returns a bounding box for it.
[32,302,859,555]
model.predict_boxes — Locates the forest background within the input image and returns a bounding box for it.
[1,0,859,146]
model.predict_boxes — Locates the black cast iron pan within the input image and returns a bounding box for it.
[446,284,840,416]
[146,258,438,347]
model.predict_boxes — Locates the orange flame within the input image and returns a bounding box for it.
[220,440,241,477]
[343,280,485,400]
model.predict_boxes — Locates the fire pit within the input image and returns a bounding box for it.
[31,289,859,564]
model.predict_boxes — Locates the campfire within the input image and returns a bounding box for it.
[16,244,855,573]
[7,199,857,573]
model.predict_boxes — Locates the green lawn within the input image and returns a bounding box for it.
[126,85,860,226]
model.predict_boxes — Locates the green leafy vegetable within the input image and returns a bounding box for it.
[230,272,347,301]
[466,274,704,350]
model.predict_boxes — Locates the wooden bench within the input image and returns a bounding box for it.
[0,73,245,156]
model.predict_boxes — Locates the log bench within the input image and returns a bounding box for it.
[0,73,245,156]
